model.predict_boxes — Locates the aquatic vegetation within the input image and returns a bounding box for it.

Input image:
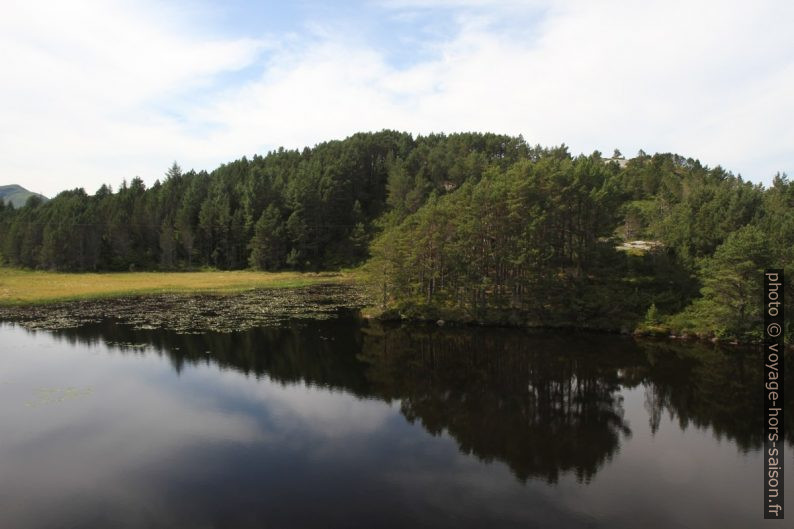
[0,284,368,333]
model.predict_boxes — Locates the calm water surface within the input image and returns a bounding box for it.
[0,316,791,528]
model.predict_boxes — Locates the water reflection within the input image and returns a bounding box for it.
[45,319,793,477]
[2,318,791,529]
[639,340,775,451]
[360,326,639,484]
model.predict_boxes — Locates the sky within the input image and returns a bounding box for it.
[1,0,792,198]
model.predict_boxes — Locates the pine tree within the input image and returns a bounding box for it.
[248,204,286,270]
[159,220,177,269]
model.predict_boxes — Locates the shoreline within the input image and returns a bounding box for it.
[1,285,787,350]
[366,313,786,350]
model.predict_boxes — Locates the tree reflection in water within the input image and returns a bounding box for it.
[48,316,791,485]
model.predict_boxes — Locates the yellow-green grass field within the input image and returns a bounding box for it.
[0,267,356,306]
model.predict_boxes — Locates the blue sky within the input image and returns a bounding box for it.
[1,0,792,197]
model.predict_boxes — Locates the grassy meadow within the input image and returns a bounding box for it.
[0,267,354,306]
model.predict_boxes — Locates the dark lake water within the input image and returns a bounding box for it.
[0,315,791,528]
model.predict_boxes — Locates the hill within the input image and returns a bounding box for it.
[0,130,790,341]
[0,184,47,208]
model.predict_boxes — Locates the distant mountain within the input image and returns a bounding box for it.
[0,185,48,208]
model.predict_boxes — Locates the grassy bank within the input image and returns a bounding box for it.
[0,267,355,306]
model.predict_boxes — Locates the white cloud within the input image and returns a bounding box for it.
[1,0,792,197]
[0,0,265,195]
[202,367,396,440]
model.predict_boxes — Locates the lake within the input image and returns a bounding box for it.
[0,314,791,528]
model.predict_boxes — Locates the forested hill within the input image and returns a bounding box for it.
[0,130,791,340]
[0,131,531,271]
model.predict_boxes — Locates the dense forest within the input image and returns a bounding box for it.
[0,131,791,340]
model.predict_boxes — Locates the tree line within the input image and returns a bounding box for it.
[0,130,791,340]
[0,131,524,271]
